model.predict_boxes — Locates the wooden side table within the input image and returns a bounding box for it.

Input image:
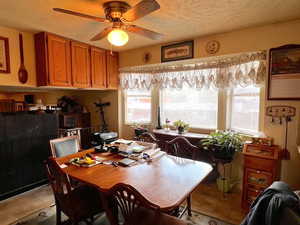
[242,144,282,209]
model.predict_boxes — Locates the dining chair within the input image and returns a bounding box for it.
[166,137,199,217]
[104,183,187,225]
[45,157,104,225]
[137,132,159,144]
[50,135,81,158]
[166,136,198,160]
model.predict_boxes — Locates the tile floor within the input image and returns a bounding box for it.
[0,183,246,225]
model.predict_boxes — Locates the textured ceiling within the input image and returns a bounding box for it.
[0,0,300,51]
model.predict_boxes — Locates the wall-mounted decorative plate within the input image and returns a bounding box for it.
[205,40,220,54]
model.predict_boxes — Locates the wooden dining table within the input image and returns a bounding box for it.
[55,148,213,212]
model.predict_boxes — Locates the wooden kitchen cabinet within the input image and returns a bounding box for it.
[35,32,119,90]
[71,41,91,88]
[91,47,107,88]
[35,32,72,86]
[106,51,119,89]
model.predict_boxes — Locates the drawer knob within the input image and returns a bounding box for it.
[256,170,261,174]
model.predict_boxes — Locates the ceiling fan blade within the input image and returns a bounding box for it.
[121,0,160,22]
[90,27,113,41]
[126,25,163,40]
[53,8,106,22]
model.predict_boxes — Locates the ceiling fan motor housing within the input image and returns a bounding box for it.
[103,1,131,21]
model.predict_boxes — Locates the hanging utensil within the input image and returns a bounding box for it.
[18,33,28,84]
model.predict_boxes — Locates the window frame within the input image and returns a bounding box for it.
[123,86,262,136]
[159,88,219,130]
[226,86,261,135]
[124,89,152,125]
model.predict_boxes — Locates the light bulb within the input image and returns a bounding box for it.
[107,29,129,46]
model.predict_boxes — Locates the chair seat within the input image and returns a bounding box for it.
[125,207,187,225]
[60,185,103,221]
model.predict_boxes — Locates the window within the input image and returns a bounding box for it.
[228,86,260,134]
[125,89,151,124]
[160,86,218,129]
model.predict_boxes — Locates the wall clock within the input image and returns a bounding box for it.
[205,40,220,54]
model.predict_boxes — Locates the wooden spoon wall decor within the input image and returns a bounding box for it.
[18,33,28,84]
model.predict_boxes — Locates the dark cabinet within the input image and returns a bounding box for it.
[0,113,58,200]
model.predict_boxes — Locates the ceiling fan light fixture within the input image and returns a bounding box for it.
[107,29,129,46]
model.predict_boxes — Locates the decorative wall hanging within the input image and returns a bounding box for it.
[266,105,296,160]
[0,36,10,73]
[268,44,300,100]
[143,52,152,63]
[161,40,194,63]
[120,50,267,90]
[205,40,220,54]
[18,34,28,84]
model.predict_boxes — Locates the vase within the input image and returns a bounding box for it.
[178,126,184,134]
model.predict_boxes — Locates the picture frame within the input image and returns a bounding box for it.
[0,36,10,73]
[161,40,194,63]
[268,44,300,100]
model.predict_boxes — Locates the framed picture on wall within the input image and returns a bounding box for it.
[268,44,300,100]
[161,40,194,63]
[0,36,10,73]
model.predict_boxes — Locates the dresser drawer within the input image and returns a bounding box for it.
[246,188,262,205]
[244,155,276,172]
[245,168,273,189]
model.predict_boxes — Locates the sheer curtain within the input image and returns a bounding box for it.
[119,51,266,90]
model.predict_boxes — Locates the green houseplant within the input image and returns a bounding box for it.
[200,130,243,161]
[173,120,189,134]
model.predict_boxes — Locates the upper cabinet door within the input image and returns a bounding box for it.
[71,41,91,88]
[106,51,119,89]
[47,34,72,86]
[91,47,107,88]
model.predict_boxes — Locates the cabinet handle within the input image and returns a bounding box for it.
[256,170,261,174]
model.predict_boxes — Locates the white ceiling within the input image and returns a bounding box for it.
[0,0,300,51]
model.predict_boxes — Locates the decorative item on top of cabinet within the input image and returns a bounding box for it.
[35,32,72,87]
[242,143,282,209]
[106,51,119,89]
[91,47,107,88]
[71,41,91,88]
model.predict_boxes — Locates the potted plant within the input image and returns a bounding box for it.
[173,120,189,134]
[200,130,243,161]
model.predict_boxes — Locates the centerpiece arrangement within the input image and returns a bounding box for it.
[173,120,189,134]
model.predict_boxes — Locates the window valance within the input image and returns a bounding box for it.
[120,51,267,90]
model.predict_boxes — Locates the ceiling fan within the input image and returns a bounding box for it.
[53,0,163,46]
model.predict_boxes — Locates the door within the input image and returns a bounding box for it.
[47,34,72,86]
[106,51,119,89]
[71,41,91,88]
[91,47,107,88]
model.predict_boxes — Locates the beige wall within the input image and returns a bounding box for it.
[0,26,36,87]
[119,19,300,188]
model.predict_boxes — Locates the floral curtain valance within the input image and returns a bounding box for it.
[119,51,267,90]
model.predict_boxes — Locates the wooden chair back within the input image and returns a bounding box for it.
[137,132,158,144]
[45,157,72,198]
[108,183,160,224]
[50,135,80,158]
[166,136,198,160]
